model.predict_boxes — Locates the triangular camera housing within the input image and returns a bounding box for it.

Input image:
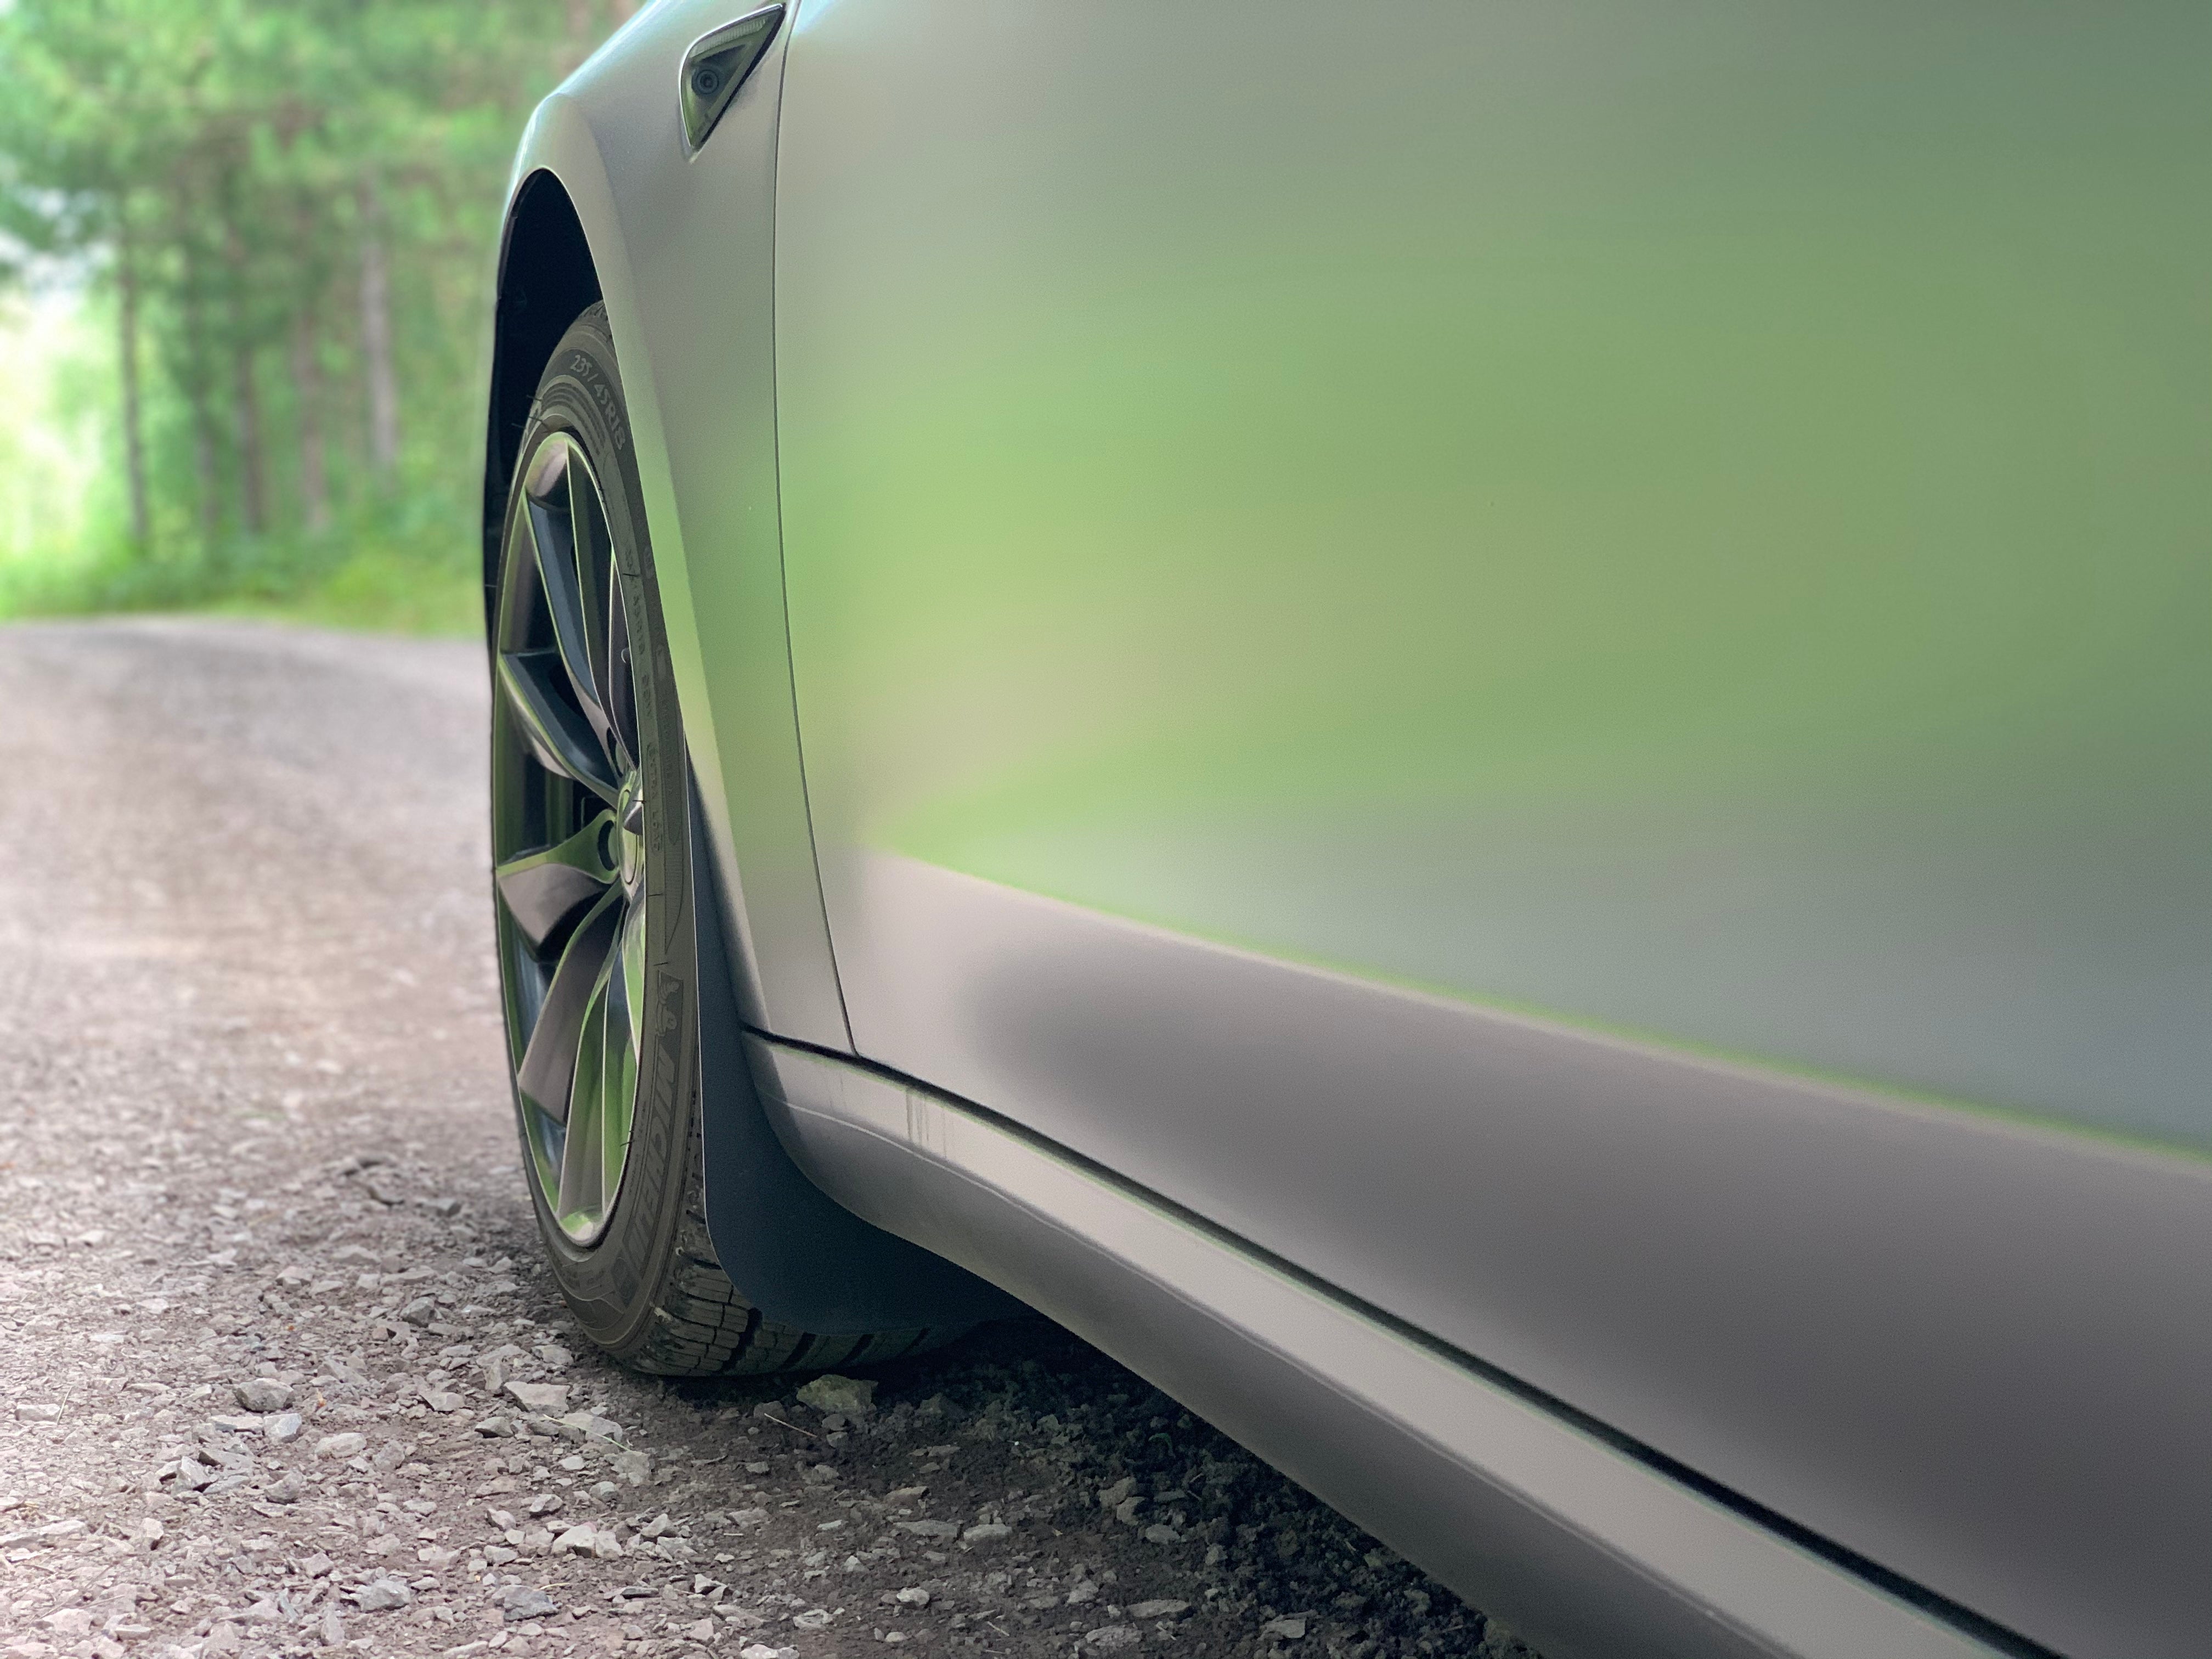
[680,4,786,154]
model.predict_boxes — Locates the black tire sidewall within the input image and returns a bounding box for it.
[496,305,699,1362]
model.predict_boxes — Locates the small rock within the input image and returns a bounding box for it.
[264,1412,303,1443]
[348,1577,414,1612]
[15,1404,61,1423]
[893,1589,932,1608]
[893,1520,958,1539]
[418,1544,461,1569]
[42,1611,93,1637]
[1261,1617,1309,1641]
[318,1609,346,1648]
[1127,1601,1191,1621]
[802,1463,839,1487]
[792,1609,832,1630]
[134,1516,165,1549]
[473,1414,517,1437]
[1085,1627,1141,1652]
[1142,1523,1183,1545]
[554,1410,621,1442]
[499,1584,558,1622]
[1114,1497,1147,1525]
[962,1522,1012,1544]
[1065,1583,1101,1607]
[397,1296,437,1327]
[263,1475,306,1504]
[422,1197,463,1217]
[313,1432,366,1459]
[1096,1478,1135,1510]
[610,1449,650,1485]
[421,1390,466,1413]
[234,1379,291,1413]
[298,1553,335,1577]
[503,1381,569,1415]
[684,1621,719,1643]
[738,1647,798,1659]
[794,1374,877,1417]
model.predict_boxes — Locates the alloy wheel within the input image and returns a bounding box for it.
[491,430,650,1246]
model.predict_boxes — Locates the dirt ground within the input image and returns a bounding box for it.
[0,620,1537,1659]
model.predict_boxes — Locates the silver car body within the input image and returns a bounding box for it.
[491,5,2211,1655]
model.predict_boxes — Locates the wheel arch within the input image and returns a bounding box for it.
[482,170,602,628]
[484,31,1014,1336]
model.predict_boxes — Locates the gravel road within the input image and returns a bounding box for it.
[0,620,1536,1659]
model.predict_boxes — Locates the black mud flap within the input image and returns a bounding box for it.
[689,776,1024,1333]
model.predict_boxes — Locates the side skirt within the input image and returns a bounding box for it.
[744,1032,2021,1659]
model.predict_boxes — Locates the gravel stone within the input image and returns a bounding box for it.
[349,1577,415,1612]
[794,1373,877,1417]
[233,1377,292,1413]
[312,1431,366,1459]
[499,1584,559,1621]
[264,1410,304,1442]
[503,1379,570,1414]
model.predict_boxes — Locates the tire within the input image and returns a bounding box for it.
[488,304,956,1375]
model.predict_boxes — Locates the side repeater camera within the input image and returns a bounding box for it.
[680,4,786,154]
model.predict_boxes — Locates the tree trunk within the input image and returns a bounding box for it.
[232,341,266,537]
[222,202,266,537]
[115,212,150,551]
[182,243,222,544]
[289,306,330,535]
[357,176,399,489]
[562,0,596,72]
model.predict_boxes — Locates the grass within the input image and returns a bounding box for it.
[202,545,484,637]
[0,524,485,640]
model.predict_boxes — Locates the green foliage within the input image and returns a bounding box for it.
[0,0,633,630]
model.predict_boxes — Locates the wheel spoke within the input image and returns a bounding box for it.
[597,902,646,1202]
[514,887,622,1126]
[604,550,640,771]
[556,957,613,1224]
[526,454,605,712]
[568,458,620,727]
[494,811,619,949]
[498,649,619,803]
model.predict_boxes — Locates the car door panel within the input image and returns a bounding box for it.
[771,4,2211,1651]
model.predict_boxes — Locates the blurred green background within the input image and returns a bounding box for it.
[0,0,634,634]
